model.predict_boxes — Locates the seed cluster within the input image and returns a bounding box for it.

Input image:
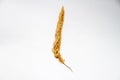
[52,6,72,71]
[52,6,65,63]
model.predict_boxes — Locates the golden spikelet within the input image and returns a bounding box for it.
[52,6,72,71]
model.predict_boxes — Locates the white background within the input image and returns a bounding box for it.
[0,0,120,80]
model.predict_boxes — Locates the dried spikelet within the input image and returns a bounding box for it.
[52,6,72,71]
